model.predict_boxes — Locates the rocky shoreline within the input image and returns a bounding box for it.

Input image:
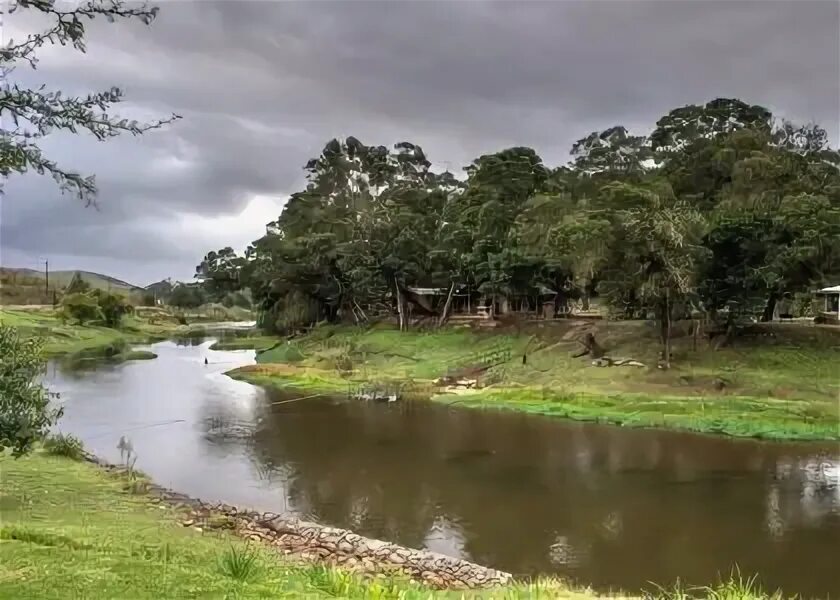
[89,455,512,589]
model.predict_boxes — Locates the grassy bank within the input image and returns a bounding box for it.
[0,451,609,599]
[0,306,251,359]
[0,451,791,599]
[0,307,174,357]
[229,321,840,441]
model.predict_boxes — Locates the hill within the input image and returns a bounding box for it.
[0,267,142,305]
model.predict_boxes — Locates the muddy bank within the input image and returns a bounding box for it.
[88,456,511,589]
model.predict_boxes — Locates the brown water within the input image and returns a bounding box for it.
[50,338,840,598]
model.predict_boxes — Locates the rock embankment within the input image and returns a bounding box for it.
[91,457,511,589]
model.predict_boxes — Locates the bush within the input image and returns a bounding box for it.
[0,325,62,457]
[91,290,133,327]
[139,292,157,307]
[169,284,206,309]
[43,433,85,460]
[61,292,102,324]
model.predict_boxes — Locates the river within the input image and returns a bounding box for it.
[47,336,840,598]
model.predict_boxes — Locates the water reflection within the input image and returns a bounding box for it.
[50,340,840,598]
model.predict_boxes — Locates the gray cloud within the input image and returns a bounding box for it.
[2,0,838,286]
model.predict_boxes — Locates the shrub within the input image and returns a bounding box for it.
[61,292,102,324]
[43,433,85,460]
[92,290,133,327]
[0,325,62,457]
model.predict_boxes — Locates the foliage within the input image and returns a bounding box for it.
[60,290,132,327]
[0,0,180,203]
[195,98,840,367]
[0,325,61,457]
[195,247,246,301]
[91,289,133,327]
[61,292,102,324]
[217,544,260,582]
[43,432,85,460]
[168,283,206,309]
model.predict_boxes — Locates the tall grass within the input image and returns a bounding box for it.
[42,433,85,460]
[218,544,261,582]
[646,569,785,600]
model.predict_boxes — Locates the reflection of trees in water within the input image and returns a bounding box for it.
[172,336,207,347]
[768,457,840,531]
[247,390,840,594]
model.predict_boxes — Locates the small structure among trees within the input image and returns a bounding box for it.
[816,285,840,324]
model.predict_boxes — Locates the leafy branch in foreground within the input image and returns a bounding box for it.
[0,0,180,204]
[0,324,62,457]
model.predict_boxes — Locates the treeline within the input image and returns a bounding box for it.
[196,98,840,366]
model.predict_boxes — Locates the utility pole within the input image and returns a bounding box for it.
[44,260,49,295]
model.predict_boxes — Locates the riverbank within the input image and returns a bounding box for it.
[229,321,840,441]
[0,306,249,359]
[0,450,611,599]
[1,450,797,599]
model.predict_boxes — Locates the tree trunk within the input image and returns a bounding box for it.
[394,277,405,331]
[661,291,672,369]
[353,300,368,323]
[761,292,778,322]
[438,282,456,328]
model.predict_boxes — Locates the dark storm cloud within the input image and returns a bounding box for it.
[1,0,838,285]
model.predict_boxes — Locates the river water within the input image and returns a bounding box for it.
[48,337,840,598]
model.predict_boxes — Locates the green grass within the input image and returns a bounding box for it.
[41,434,86,460]
[437,388,840,441]
[0,307,232,358]
[209,335,279,351]
[232,321,840,441]
[0,308,172,357]
[117,350,158,361]
[0,451,634,599]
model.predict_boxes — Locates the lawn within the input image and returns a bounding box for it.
[0,307,176,357]
[0,451,621,599]
[229,320,840,441]
[0,306,246,358]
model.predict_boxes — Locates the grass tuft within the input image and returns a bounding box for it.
[218,544,261,582]
[42,433,85,460]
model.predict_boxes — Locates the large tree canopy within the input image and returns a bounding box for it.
[197,98,840,363]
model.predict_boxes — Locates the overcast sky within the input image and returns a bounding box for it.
[2,0,838,286]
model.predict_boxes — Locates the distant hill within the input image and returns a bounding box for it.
[0,267,143,305]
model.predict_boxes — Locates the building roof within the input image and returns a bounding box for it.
[817,285,840,294]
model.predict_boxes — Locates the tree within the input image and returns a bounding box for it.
[650,98,772,154]
[0,324,61,457]
[61,291,102,324]
[1,0,180,204]
[91,289,132,327]
[220,98,839,348]
[168,283,206,309]
[570,126,651,176]
[599,181,707,367]
[195,247,246,301]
